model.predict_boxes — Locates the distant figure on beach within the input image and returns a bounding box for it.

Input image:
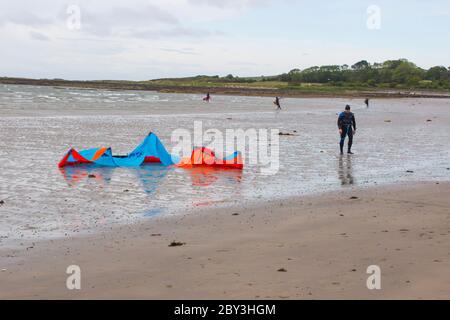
[365,98,370,108]
[274,97,281,110]
[338,105,356,155]
[203,92,211,102]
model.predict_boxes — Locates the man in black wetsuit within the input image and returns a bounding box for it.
[274,97,281,110]
[337,105,357,155]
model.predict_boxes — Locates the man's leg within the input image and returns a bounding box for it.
[347,128,354,154]
[340,128,347,155]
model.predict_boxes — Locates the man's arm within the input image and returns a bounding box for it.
[337,114,343,129]
[352,114,357,130]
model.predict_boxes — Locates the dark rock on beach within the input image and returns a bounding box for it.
[169,241,185,247]
[279,132,296,136]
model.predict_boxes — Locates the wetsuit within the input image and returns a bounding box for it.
[275,97,281,109]
[338,111,356,154]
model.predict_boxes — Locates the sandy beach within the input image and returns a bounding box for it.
[1,84,450,299]
[2,0,450,305]
[1,182,449,299]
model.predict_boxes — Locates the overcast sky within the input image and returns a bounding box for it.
[1,0,449,80]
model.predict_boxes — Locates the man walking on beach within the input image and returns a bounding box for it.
[365,98,370,108]
[338,105,356,155]
[274,96,281,110]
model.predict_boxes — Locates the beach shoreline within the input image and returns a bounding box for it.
[1,181,449,299]
[1,78,450,99]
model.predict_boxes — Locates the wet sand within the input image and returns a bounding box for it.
[1,85,450,299]
[1,182,449,299]
[1,85,450,248]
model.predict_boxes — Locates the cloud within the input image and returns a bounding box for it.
[0,11,55,27]
[187,0,272,9]
[160,47,199,55]
[0,0,448,80]
[83,5,178,29]
[29,31,50,41]
[130,26,222,39]
[0,1,232,40]
[64,4,180,37]
[431,10,450,17]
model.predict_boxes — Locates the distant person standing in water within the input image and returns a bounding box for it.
[338,105,356,155]
[274,96,282,110]
[203,92,211,102]
[365,98,370,108]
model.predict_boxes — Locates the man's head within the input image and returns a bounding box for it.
[345,105,351,112]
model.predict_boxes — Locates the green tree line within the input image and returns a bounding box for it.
[156,59,450,90]
[276,59,450,89]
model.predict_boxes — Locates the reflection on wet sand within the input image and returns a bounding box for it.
[59,165,115,187]
[59,164,170,196]
[59,165,243,210]
[187,167,243,187]
[186,167,243,207]
[338,155,355,186]
[132,165,170,195]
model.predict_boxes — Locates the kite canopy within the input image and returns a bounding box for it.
[58,132,177,168]
[177,147,243,169]
[58,133,243,170]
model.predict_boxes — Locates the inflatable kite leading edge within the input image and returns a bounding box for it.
[177,147,243,169]
[58,133,243,169]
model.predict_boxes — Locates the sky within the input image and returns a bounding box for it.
[0,0,449,80]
